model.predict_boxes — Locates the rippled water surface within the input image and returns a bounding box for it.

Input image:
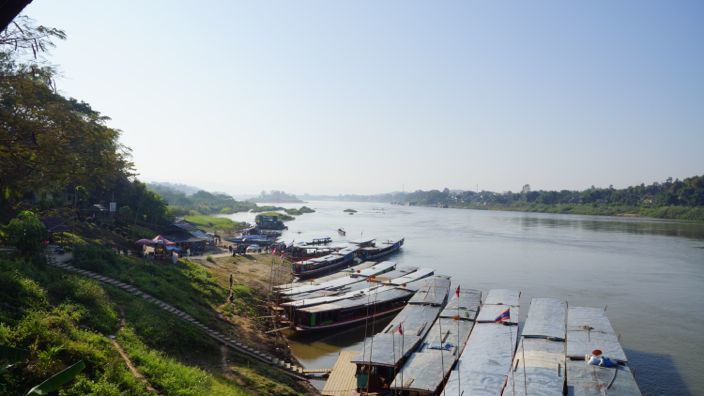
[224,201,704,395]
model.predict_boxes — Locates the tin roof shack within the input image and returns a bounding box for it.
[389,288,482,395]
[256,214,287,230]
[173,219,217,245]
[162,223,207,256]
[352,276,451,393]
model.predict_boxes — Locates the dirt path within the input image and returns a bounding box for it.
[111,337,161,395]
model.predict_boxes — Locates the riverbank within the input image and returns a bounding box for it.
[400,202,704,222]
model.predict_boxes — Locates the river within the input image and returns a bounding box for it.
[222,201,704,395]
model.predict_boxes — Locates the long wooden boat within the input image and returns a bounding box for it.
[352,276,451,393]
[281,244,340,261]
[355,238,404,261]
[291,273,443,333]
[504,297,567,396]
[293,286,413,332]
[283,266,431,309]
[389,288,482,395]
[274,261,377,291]
[564,307,641,395]
[278,261,397,299]
[442,289,521,396]
[291,246,358,279]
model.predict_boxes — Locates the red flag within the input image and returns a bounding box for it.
[397,322,403,335]
[455,285,460,298]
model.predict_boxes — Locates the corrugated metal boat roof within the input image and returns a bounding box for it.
[407,276,451,306]
[443,322,520,396]
[440,288,482,319]
[505,338,566,396]
[299,287,412,313]
[382,304,444,338]
[388,267,434,285]
[566,360,641,395]
[522,297,567,340]
[566,307,627,362]
[351,333,422,367]
[484,288,521,306]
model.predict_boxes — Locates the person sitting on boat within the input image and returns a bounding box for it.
[587,349,617,368]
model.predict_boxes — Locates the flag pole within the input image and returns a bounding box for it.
[456,286,461,396]
[400,321,404,393]
[438,305,446,396]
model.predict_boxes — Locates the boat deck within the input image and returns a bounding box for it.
[475,288,521,324]
[567,307,627,362]
[389,288,482,393]
[442,289,521,396]
[321,351,358,396]
[566,306,640,395]
[505,298,567,396]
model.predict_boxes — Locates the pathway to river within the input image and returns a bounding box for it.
[222,201,704,395]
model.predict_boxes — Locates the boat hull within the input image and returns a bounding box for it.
[294,305,404,333]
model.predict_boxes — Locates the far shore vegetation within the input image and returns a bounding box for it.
[317,176,704,222]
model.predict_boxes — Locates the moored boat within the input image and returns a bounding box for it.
[291,246,358,279]
[352,275,451,393]
[355,238,405,261]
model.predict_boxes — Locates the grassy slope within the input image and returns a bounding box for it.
[183,214,247,233]
[0,243,304,395]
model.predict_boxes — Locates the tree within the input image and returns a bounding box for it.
[3,210,47,255]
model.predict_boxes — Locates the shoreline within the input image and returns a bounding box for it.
[387,202,704,223]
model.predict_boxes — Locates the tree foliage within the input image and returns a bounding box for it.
[3,210,47,255]
[148,184,255,215]
[386,175,704,220]
[0,16,169,225]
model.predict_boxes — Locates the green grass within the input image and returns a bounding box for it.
[0,257,146,395]
[72,244,229,329]
[0,245,301,395]
[183,214,246,232]
[118,327,247,396]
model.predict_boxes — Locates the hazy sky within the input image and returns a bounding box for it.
[25,1,704,195]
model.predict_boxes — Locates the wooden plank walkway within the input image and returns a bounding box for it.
[322,351,359,396]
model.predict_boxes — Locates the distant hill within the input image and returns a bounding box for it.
[248,190,303,203]
[147,183,256,215]
[149,181,201,196]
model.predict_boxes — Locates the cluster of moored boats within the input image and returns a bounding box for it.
[283,237,404,279]
[273,236,641,395]
[330,283,641,395]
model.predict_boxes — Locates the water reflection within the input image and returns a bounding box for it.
[510,213,704,240]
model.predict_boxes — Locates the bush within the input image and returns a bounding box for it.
[3,211,48,256]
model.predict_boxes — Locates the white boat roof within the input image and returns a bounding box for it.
[280,261,396,297]
[282,283,385,308]
[350,261,396,278]
[443,322,520,396]
[522,297,567,341]
[388,267,434,285]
